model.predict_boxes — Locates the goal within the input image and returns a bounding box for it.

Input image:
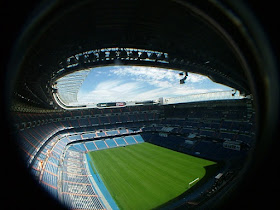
[189,177,199,188]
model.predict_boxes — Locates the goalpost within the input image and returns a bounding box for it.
[189,177,199,188]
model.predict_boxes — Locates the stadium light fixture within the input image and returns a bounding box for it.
[180,72,188,84]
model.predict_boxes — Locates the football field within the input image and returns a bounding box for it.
[88,142,217,210]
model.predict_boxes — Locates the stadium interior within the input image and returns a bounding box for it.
[3,0,279,209]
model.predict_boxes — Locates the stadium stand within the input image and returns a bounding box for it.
[61,148,105,209]
[12,105,161,209]
[11,98,255,209]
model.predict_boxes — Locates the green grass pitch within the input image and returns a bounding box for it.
[88,142,217,210]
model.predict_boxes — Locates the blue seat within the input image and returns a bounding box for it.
[105,139,117,148]
[85,142,97,151]
[94,140,107,149]
[124,136,137,145]
[133,135,144,143]
[114,137,126,146]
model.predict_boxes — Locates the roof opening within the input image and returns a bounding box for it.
[53,65,244,109]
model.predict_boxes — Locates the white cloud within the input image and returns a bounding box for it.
[76,66,228,104]
[187,73,207,83]
[110,66,207,88]
[78,81,223,104]
[78,79,146,103]
[111,66,177,86]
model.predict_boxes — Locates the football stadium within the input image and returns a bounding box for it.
[4,0,279,209]
[11,96,255,209]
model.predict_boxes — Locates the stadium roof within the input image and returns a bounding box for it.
[54,70,90,105]
[11,0,256,110]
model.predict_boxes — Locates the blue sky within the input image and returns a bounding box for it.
[77,66,232,104]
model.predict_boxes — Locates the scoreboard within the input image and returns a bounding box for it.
[97,102,126,108]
